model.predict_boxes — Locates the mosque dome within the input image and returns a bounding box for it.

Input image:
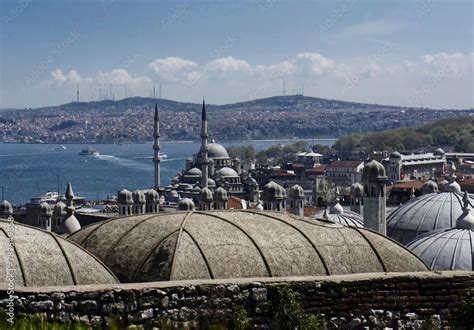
[350,182,364,197]
[433,148,445,156]
[422,180,438,194]
[312,207,364,228]
[170,190,179,198]
[0,200,13,216]
[68,210,428,283]
[145,189,160,203]
[207,143,229,159]
[362,160,387,180]
[118,189,133,204]
[60,211,81,234]
[444,180,461,193]
[214,187,228,201]
[208,178,216,187]
[178,198,195,211]
[53,201,67,216]
[40,202,52,216]
[389,151,402,159]
[133,190,145,204]
[407,194,474,271]
[387,190,472,245]
[217,167,239,177]
[192,185,201,193]
[187,167,202,176]
[288,184,305,199]
[262,181,286,201]
[200,187,213,202]
[0,220,117,287]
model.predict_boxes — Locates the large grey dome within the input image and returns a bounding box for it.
[207,143,229,159]
[217,167,239,177]
[0,220,117,287]
[406,228,473,271]
[387,191,472,245]
[68,210,427,283]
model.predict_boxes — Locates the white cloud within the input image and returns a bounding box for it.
[148,57,198,82]
[205,57,252,77]
[337,19,406,38]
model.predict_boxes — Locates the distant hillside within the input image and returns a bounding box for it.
[1,96,473,143]
[334,116,474,155]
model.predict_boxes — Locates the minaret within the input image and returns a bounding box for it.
[201,99,209,188]
[153,103,161,189]
[362,160,388,235]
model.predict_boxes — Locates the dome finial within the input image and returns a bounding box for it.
[323,208,329,220]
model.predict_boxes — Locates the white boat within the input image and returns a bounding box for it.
[79,147,99,156]
[54,145,67,151]
[159,152,168,159]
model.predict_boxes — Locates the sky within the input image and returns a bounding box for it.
[0,0,473,109]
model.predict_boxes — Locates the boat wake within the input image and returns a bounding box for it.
[93,154,151,171]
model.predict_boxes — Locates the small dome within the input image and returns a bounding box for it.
[68,210,428,283]
[456,192,474,230]
[200,187,213,202]
[387,191,472,244]
[217,167,239,177]
[133,190,145,203]
[170,190,179,198]
[444,180,461,193]
[0,200,13,216]
[422,180,438,194]
[187,167,202,176]
[329,202,344,214]
[118,189,133,204]
[362,160,387,180]
[288,184,305,199]
[192,185,201,192]
[389,151,402,159]
[145,189,160,203]
[214,187,228,201]
[178,198,195,211]
[407,228,474,271]
[40,202,52,216]
[60,214,81,234]
[208,178,216,187]
[262,181,286,201]
[350,182,363,197]
[53,201,67,216]
[256,203,264,211]
[433,148,445,156]
[0,220,117,287]
[312,209,364,227]
[207,143,229,159]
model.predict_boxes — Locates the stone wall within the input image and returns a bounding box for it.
[1,271,473,328]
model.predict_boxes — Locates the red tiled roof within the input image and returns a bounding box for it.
[326,160,363,169]
[391,180,425,190]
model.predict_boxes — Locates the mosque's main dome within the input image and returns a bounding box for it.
[387,190,472,245]
[207,143,230,159]
[0,220,118,287]
[68,210,428,283]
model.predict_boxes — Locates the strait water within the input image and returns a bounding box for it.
[0,139,335,205]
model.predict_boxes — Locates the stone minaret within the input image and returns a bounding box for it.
[200,99,209,188]
[350,182,363,216]
[288,184,305,216]
[362,160,388,235]
[153,103,161,189]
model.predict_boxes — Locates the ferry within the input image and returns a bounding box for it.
[79,147,99,156]
[54,145,67,151]
[159,152,168,159]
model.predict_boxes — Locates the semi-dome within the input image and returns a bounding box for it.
[288,184,305,199]
[178,198,195,211]
[0,220,117,287]
[133,190,145,203]
[350,183,363,197]
[0,200,13,216]
[187,167,202,176]
[207,143,229,159]
[362,159,387,180]
[387,191,472,245]
[217,167,239,177]
[389,151,402,159]
[214,187,228,201]
[312,207,364,227]
[118,189,133,204]
[262,181,286,200]
[68,210,428,283]
[146,189,160,203]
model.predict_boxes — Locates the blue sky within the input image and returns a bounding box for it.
[1,0,473,109]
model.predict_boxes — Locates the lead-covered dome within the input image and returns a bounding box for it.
[288,184,305,199]
[0,220,117,287]
[262,181,286,200]
[217,167,239,177]
[68,210,428,283]
[312,207,364,227]
[207,143,229,159]
[387,191,472,245]
[0,200,13,216]
[187,167,202,176]
[362,159,387,180]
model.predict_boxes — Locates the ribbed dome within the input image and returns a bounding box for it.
[217,167,239,177]
[406,228,473,271]
[350,183,363,197]
[118,189,133,204]
[387,191,472,245]
[312,208,364,227]
[178,198,195,211]
[422,180,438,194]
[288,184,305,199]
[214,187,228,201]
[0,220,117,287]
[133,190,145,203]
[262,181,286,200]
[362,160,387,180]
[146,189,160,203]
[0,200,13,216]
[68,210,427,283]
[207,143,229,159]
[200,187,213,202]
